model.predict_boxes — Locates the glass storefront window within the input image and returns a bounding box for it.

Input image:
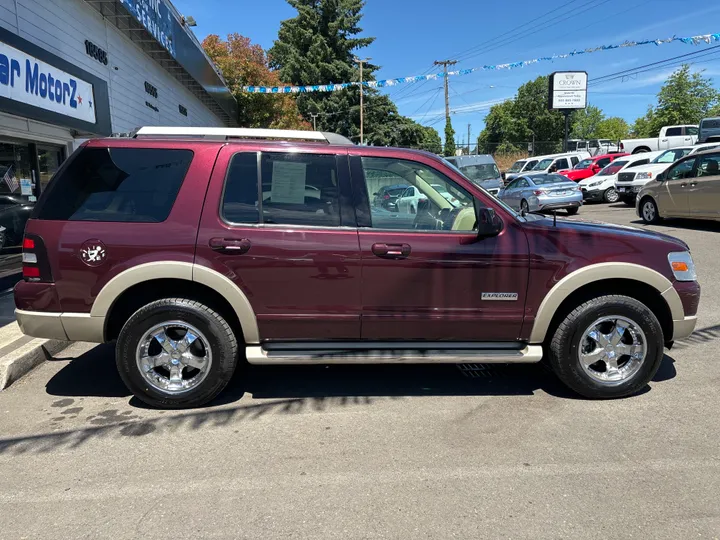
[0,141,34,203]
[38,145,65,193]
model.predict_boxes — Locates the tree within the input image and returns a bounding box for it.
[631,65,719,136]
[202,34,308,129]
[596,117,630,140]
[420,126,442,154]
[444,118,456,157]
[571,105,605,139]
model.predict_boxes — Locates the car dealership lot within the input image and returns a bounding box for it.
[1,203,719,539]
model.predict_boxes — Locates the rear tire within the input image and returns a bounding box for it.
[520,199,529,214]
[116,298,239,409]
[566,207,579,216]
[640,197,661,224]
[547,295,664,399]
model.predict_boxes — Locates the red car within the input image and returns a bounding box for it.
[15,128,699,408]
[559,153,629,182]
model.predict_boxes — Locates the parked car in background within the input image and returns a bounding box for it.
[620,125,698,154]
[559,153,629,182]
[505,152,590,182]
[15,127,700,408]
[527,153,589,176]
[395,185,427,214]
[0,195,34,250]
[498,173,583,215]
[637,148,720,223]
[567,139,620,156]
[614,143,720,203]
[698,117,720,144]
[372,184,408,211]
[445,155,504,195]
[578,152,662,203]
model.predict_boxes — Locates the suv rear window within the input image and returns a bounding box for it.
[34,147,192,222]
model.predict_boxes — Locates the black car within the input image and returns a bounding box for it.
[0,195,34,249]
[372,184,409,211]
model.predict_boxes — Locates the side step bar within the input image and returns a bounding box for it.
[246,343,544,365]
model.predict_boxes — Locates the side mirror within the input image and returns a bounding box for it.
[656,172,666,182]
[591,164,601,173]
[475,205,503,238]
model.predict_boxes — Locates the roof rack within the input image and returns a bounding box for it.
[133,127,353,145]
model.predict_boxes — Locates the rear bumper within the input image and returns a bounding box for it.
[16,310,105,343]
[581,188,605,202]
[538,199,582,211]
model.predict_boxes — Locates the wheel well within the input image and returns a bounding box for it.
[632,147,651,154]
[543,278,673,344]
[104,278,244,342]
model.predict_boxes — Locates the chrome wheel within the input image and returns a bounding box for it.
[136,321,212,394]
[605,188,619,203]
[642,200,656,222]
[579,316,647,385]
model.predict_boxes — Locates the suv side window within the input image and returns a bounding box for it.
[222,152,260,224]
[555,158,569,170]
[260,152,340,227]
[33,147,192,222]
[665,127,682,136]
[361,157,475,232]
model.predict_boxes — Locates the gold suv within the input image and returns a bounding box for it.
[637,149,720,223]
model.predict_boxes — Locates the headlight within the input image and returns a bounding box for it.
[588,180,602,187]
[636,172,653,180]
[668,252,697,281]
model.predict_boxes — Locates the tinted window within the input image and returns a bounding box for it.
[524,160,538,170]
[627,159,649,168]
[260,153,340,227]
[508,160,526,172]
[555,158,569,170]
[686,126,699,136]
[459,163,501,182]
[596,158,611,168]
[570,157,579,166]
[34,147,192,222]
[222,152,260,224]
[665,127,682,136]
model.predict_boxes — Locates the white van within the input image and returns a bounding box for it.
[506,152,590,181]
[577,152,663,204]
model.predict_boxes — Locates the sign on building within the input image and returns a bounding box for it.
[0,41,97,123]
[548,71,587,110]
[119,0,176,58]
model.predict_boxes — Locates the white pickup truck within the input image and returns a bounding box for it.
[619,125,699,154]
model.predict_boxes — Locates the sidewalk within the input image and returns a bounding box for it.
[0,273,70,389]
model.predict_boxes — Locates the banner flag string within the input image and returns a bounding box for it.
[241,32,720,94]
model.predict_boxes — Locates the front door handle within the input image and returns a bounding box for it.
[209,238,251,254]
[371,243,411,259]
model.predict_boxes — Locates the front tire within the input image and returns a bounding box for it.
[603,187,619,203]
[520,199,529,214]
[116,298,239,409]
[640,197,660,224]
[547,295,664,399]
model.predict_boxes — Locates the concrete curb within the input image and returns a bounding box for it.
[0,322,70,390]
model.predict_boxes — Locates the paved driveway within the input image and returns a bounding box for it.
[1,203,719,539]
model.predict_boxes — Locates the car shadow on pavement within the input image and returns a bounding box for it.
[0,347,676,456]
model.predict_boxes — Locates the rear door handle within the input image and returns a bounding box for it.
[371,243,411,259]
[209,238,251,254]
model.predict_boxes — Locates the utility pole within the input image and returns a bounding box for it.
[467,123,471,155]
[434,60,457,122]
[310,113,318,131]
[354,57,371,145]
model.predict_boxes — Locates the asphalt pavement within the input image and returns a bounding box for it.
[0,203,719,539]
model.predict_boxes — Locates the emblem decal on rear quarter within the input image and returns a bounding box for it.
[79,240,107,267]
[482,292,518,301]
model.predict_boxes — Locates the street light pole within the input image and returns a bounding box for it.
[310,113,318,131]
[354,57,371,145]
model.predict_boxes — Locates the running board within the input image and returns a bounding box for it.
[246,343,544,365]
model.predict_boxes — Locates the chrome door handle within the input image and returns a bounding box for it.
[680,183,687,188]
[371,243,411,259]
[689,182,698,187]
[210,238,252,254]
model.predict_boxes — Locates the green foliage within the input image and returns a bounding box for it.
[596,117,630,140]
[631,65,719,136]
[444,118,456,157]
[571,105,604,139]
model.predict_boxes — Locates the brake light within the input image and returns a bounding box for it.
[22,234,53,283]
[533,190,546,196]
[384,194,390,199]
[620,142,624,150]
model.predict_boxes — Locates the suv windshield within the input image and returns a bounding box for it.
[508,160,526,173]
[598,161,627,175]
[459,163,501,182]
[532,158,554,171]
[653,148,692,164]
[574,159,594,170]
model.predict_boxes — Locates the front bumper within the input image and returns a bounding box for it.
[536,192,583,211]
[615,185,642,197]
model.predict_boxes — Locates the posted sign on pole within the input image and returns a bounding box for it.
[548,71,588,110]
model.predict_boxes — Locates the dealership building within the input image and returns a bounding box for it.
[0,0,237,200]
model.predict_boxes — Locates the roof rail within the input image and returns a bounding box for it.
[133,127,353,145]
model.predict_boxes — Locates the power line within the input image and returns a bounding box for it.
[408,88,442,117]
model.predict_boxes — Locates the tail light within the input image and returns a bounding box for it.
[383,194,390,199]
[22,234,53,283]
[533,190,546,196]
[620,142,624,150]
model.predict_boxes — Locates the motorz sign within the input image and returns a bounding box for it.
[0,41,96,123]
[549,71,587,110]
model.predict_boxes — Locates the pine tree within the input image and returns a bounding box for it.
[444,118,456,157]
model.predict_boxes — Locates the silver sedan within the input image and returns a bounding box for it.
[497,173,584,215]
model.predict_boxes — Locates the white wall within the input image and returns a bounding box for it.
[0,0,226,135]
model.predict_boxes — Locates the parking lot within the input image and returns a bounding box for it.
[1,202,719,539]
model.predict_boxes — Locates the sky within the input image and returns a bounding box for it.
[172,0,720,144]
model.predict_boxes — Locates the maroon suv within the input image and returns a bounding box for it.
[14,127,700,408]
